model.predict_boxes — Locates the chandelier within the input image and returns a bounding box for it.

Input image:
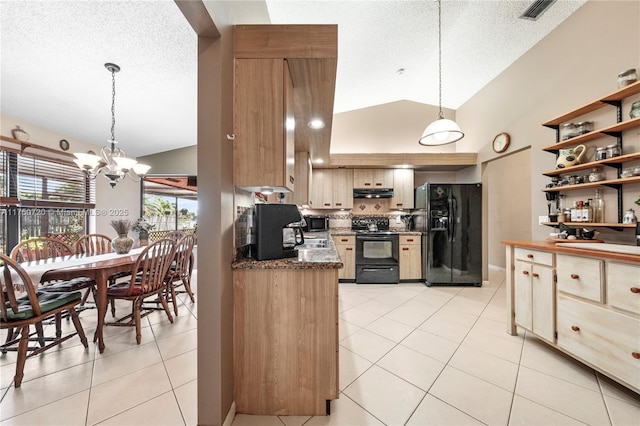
[73,63,150,188]
[419,0,464,146]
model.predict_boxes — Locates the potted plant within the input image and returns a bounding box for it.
[133,217,155,246]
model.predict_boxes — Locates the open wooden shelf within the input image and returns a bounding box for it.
[542,152,640,177]
[542,117,640,153]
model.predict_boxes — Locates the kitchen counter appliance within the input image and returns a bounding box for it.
[252,204,305,261]
[303,215,329,232]
[352,217,399,284]
[412,183,482,287]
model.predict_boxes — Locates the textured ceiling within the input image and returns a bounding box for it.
[0,0,586,157]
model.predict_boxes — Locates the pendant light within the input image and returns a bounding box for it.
[419,0,464,146]
[73,63,150,188]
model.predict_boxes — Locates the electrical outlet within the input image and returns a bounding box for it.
[538,215,549,225]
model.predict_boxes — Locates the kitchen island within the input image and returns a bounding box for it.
[231,238,343,416]
[503,240,640,394]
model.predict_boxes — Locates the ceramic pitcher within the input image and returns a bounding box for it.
[556,144,586,169]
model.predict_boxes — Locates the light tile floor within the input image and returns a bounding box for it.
[2,268,639,425]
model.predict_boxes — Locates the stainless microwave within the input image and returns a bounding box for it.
[303,215,329,232]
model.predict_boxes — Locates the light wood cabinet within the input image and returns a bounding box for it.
[399,234,421,280]
[556,254,603,303]
[310,168,353,209]
[505,242,640,393]
[353,169,394,189]
[557,294,640,391]
[233,268,338,415]
[513,248,556,343]
[332,235,355,280]
[292,151,312,206]
[233,58,295,192]
[391,168,414,209]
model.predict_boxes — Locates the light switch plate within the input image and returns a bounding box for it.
[538,215,549,225]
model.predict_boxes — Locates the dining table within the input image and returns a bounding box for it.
[19,247,145,353]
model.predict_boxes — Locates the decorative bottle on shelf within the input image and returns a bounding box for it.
[593,189,605,223]
[584,199,593,223]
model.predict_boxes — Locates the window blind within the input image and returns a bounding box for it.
[10,151,95,209]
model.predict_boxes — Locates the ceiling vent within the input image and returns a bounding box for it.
[519,0,556,21]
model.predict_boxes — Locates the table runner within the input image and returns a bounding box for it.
[7,247,145,291]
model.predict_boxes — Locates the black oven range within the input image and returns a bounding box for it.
[351,217,399,284]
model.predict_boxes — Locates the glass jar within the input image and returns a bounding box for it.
[595,147,607,161]
[561,123,578,140]
[617,68,637,88]
[606,144,621,158]
[633,166,640,176]
[630,101,640,119]
[621,167,634,178]
[576,121,593,135]
[588,168,604,182]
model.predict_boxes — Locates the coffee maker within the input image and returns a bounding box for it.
[252,204,305,260]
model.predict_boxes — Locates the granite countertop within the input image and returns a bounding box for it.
[502,240,640,263]
[232,237,343,270]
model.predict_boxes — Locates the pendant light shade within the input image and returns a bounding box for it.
[419,0,464,146]
[419,117,464,146]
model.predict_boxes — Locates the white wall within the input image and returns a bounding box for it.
[455,0,640,246]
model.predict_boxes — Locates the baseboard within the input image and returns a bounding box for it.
[223,401,236,426]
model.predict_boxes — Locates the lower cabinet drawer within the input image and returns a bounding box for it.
[515,248,553,266]
[607,262,640,315]
[557,295,640,391]
[556,254,603,303]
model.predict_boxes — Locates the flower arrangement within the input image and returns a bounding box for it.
[110,219,131,236]
[133,217,155,234]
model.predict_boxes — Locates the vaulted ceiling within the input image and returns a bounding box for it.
[0,0,586,157]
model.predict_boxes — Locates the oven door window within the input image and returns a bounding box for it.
[362,241,393,259]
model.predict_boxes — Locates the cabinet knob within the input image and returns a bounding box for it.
[526,254,534,259]
[632,352,640,359]
[396,203,403,207]
[346,247,353,251]
[631,287,640,294]
[522,270,530,275]
[532,273,540,278]
[407,238,414,242]
[571,325,580,332]
[340,238,348,242]
[570,274,580,280]
[323,203,331,207]
[402,247,409,251]
[335,203,343,207]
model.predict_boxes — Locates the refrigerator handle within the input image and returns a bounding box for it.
[449,196,456,242]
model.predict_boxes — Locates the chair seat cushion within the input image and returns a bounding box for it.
[3,291,82,321]
[41,277,96,292]
[107,282,143,297]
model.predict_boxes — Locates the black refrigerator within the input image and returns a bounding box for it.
[412,183,482,287]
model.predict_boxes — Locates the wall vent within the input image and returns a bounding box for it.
[519,0,556,21]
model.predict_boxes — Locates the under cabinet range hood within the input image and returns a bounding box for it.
[353,188,394,198]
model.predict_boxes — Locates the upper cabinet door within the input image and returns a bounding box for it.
[353,169,394,189]
[391,169,414,209]
[233,59,294,192]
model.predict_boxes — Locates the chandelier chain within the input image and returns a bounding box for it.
[110,68,116,144]
[437,0,443,119]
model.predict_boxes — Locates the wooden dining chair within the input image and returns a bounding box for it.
[165,230,185,242]
[11,237,96,308]
[0,254,89,387]
[165,234,197,315]
[74,233,113,255]
[105,239,176,344]
[10,237,74,262]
